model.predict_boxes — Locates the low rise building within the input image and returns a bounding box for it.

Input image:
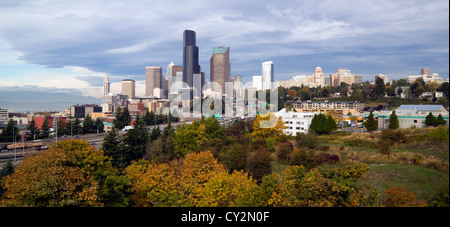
[294,100,364,115]
[376,105,449,129]
[274,108,320,136]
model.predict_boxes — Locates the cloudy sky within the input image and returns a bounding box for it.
[0,0,448,98]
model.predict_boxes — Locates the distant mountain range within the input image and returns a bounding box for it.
[0,91,101,113]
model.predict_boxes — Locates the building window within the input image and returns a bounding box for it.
[414,120,417,123]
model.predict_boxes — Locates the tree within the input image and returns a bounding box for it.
[250,113,286,139]
[220,143,247,173]
[113,107,131,130]
[124,116,149,165]
[363,112,378,132]
[150,126,161,142]
[1,139,128,207]
[425,112,437,127]
[56,118,67,137]
[350,88,364,102]
[94,117,104,133]
[102,127,127,169]
[26,118,38,140]
[436,82,449,99]
[382,187,425,207]
[309,114,336,134]
[436,114,446,126]
[82,115,94,134]
[373,77,386,97]
[0,119,19,142]
[40,117,50,139]
[388,110,399,129]
[246,150,272,183]
[143,109,155,126]
[72,118,82,136]
[203,117,225,140]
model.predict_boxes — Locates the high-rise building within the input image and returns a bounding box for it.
[146,66,163,98]
[252,76,262,90]
[262,61,274,90]
[421,67,430,76]
[122,79,135,99]
[210,46,230,94]
[103,74,110,96]
[330,68,361,87]
[183,30,200,89]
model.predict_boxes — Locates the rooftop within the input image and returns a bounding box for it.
[397,105,445,112]
[213,46,229,54]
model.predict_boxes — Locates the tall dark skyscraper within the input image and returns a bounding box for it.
[183,30,200,88]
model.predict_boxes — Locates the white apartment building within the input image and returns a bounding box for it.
[275,108,320,136]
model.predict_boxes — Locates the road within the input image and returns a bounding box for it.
[0,117,248,168]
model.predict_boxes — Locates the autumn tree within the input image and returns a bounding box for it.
[382,187,425,207]
[1,140,128,207]
[250,113,286,139]
[246,150,272,183]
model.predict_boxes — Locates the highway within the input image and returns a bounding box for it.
[0,117,249,168]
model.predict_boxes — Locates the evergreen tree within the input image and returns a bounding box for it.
[123,116,149,165]
[373,77,386,97]
[0,119,19,142]
[27,118,38,140]
[102,127,127,169]
[114,107,131,130]
[150,126,161,142]
[436,114,446,126]
[326,115,338,132]
[72,118,82,136]
[56,118,67,137]
[94,118,104,133]
[82,115,94,134]
[143,109,155,126]
[40,117,50,138]
[388,110,399,129]
[364,112,378,132]
[425,112,437,127]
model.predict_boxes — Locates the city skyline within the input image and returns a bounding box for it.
[0,0,448,99]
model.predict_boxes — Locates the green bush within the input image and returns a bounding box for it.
[343,138,378,149]
[295,133,320,149]
[426,126,449,141]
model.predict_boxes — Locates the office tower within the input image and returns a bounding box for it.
[103,74,110,96]
[253,76,262,90]
[183,30,200,89]
[146,66,163,98]
[122,79,135,99]
[210,46,230,94]
[421,67,430,75]
[262,61,274,90]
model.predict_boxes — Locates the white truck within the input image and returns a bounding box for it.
[122,125,134,131]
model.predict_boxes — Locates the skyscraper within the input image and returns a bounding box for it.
[103,74,110,96]
[262,61,274,90]
[146,66,163,98]
[122,79,135,99]
[253,75,262,90]
[210,46,230,94]
[183,30,200,89]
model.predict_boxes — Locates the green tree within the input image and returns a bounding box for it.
[123,116,149,165]
[113,107,131,130]
[309,113,335,134]
[82,115,94,134]
[436,82,449,99]
[94,117,104,133]
[246,150,272,183]
[436,114,446,126]
[26,118,38,140]
[72,118,82,136]
[40,117,50,139]
[102,127,127,169]
[143,109,155,126]
[150,126,161,142]
[0,119,19,142]
[425,112,437,127]
[364,112,378,132]
[56,118,67,137]
[203,117,225,140]
[373,77,386,97]
[220,143,247,173]
[388,110,399,129]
